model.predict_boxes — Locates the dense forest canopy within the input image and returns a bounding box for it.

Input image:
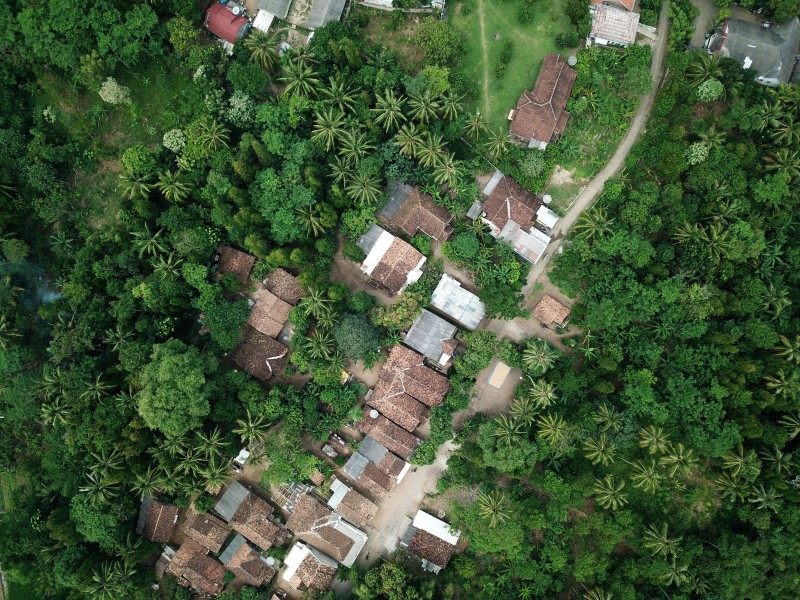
[0,0,799,599]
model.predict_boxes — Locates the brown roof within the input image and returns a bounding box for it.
[226,541,276,587]
[482,175,541,232]
[263,268,306,305]
[218,245,255,287]
[247,288,292,338]
[592,0,636,10]
[368,390,430,432]
[290,548,337,591]
[285,495,355,563]
[357,413,421,459]
[510,54,577,144]
[334,489,378,528]
[142,499,178,543]
[230,492,288,551]
[370,346,450,417]
[408,530,458,569]
[391,188,454,241]
[231,325,288,381]
[532,294,571,327]
[370,238,424,294]
[184,506,232,553]
[356,462,396,498]
[167,539,226,596]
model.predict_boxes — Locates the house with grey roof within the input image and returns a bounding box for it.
[342,436,411,498]
[430,274,486,331]
[708,17,800,86]
[306,0,346,29]
[255,0,292,19]
[403,310,458,370]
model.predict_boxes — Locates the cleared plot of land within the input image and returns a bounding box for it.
[449,0,575,131]
[0,471,17,512]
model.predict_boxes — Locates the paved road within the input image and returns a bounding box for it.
[690,0,717,46]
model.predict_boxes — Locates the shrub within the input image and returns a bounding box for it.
[410,234,431,255]
[194,493,216,514]
[520,151,547,180]
[163,129,187,153]
[225,91,255,128]
[99,77,131,105]
[334,314,382,360]
[494,63,506,79]
[556,31,579,48]
[500,41,514,64]
[349,290,376,314]
[416,18,465,65]
[518,4,536,23]
[342,238,366,262]
[639,8,658,26]
[121,145,157,179]
[226,61,268,98]
[696,78,724,103]
[443,231,480,262]
[685,142,709,165]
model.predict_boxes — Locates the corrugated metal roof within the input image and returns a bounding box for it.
[482,170,504,196]
[215,481,249,522]
[403,310,457,364]
[431,274,485,331]
[359,435,389,464]
[306,0,346,29]
[356,223,384,255]
[257,0,292,19]
[219,533,248,565]
[380,181,413,220]
[343,452,369,480]
[135,496,153,535]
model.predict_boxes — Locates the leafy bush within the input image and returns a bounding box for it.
[121,145,157,179]
[163,129,187,153]
[444,231,480,262]
[226,61,268,98]
[410,234,431,255]
[556,31,579,48]
[194,493,216,514]
[342,238,366,262]
[417,18,465,65]
[639,8,658,26]
[494,63,506,79]
[685,142,709,165]
[500,41,514,64]
[334,314,382,359]
[518,4,536,23]
[349,290,376,314]
[696,78,724,103]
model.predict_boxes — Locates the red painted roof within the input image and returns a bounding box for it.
[591,0,636,10]
[205,3,249,44]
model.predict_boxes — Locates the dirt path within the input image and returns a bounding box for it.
[357,440,457,567]
[477,0,491,117]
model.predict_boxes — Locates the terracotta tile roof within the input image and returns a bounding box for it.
[167,539,226,596]
[285,495,355,564]
[373,238,425,294]
[286,544,337,591]
[230,492,288,551]
[482,175,541,232]
[510,54,577,145]
[263,268,306,305]
[368,390,430,432]
[590,4,640,46]
[231,325,288,381]
[532,294,571,327]
[592,0,636,10]
[247,287,292,338]
[374,345,450,409]
[358,463,396,498]
[226,541,276,587]
[184,506,232,553]
[408,530,457,569]
[328,480,379,528]
[140,498,178,543]
[357,412,421,459]
[391,188,454,241]
[218,245,255,287]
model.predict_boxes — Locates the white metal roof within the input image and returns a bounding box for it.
[282,542,337,583]
[536,205,559,229]
[412,510,460,545]
[430,274,485,330]
[327,479,350,511]
[252,10,275,33]
[361,227,395,277]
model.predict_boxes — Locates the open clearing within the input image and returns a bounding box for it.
[449,0,575,131]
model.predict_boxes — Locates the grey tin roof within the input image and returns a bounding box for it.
[359,435,389,464]
[342,452,369,480]
[430,274,486,331]
[215,481,249,522]
[306,0,346,29]
[403,310,457,363]
[135,495,153,536]
[219,533,248,565]
[257,0,292,19]
[380,181,414,221]
[356,223,384,255]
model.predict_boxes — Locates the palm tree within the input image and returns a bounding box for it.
[415,133,444,169]
[80,473,122,505]
[697,126,726,149]
[312,108,347,152]
[119,173,153,200]
[672,220,706,247]
[339,130,375,163]
[346,172,382,206]
[778,412,800,440]
[290,46,317,68]
[528,379,557,409]
[522,339,558,375]
[686,52,723,87]
[199,119,230,152]
[764,148,800,183]
[233,408,271,448]
[492,415,526,447]
[476,489,511,527]
[750,98,784,132]
[201,458,230,491]
[323,75,358,113]
[764,368,798,399]
[152,252,184,280]
[315,306,338,331]
[722,444,760,478]
[394,122,424,157]
[748,484,781,511]
[572,206,613,241]
[583,589,612,600]
[300,288,332,318]
[41,398,72,427]
[245,30,280,72]
[509,397,539,427]
[328,155,352,187]
[773,335,800,364]
[373,89,407,132]
[130,224,165,258]
[659,443,698,478]
[85,562,131,600]
[50,230,75,254]
[195,427,226,460]
[759,444,794,477]
[630,459,664,493]
[536,412,569,451]
[484,130,509,159]
[297,205,326,238]
[157,171,193,203]
[433,153,460,189]
[714,472,748,502]
[131,466,163,498]
[770,115,800,146]
[0,314,21,350]
[659,557,689,587]
[465,110,486,139]
[440,91,464,121]
[89,449,124,476]
[593,475,628,510]
[583,433,616,466]
[306,330,335,359]
[281,60,321,99]
[408,90,441,124]
[643,523,682,558]
[593,404,622,432]
[81,375,113,402]
[638,425,669,454]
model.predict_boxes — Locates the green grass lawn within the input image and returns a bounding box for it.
[0,471,17,512]
[449,0,575,132]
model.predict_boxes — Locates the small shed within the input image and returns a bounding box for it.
[590,4,640,47]
[487,361,511,389]
[532,295,571,329]
[205,3,251,44]
[536,205,559,230]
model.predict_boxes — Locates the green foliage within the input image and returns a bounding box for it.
[334,314,382,360]
[348,290,376,314]
[416,18,465,65]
